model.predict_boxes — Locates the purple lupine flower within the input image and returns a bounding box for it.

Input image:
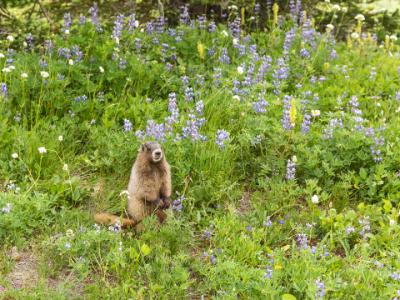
[264,265,273,279]
[71,45,83,61]
[197,15,207,29]
[63,13,72,33]
[359,217,371,238]
[315,278,326,299]
[300,48,310,58]
[213,68,222,86]
[390,273,400,281]
[323,118,343,139]
[252,94,268,113]
[112,14,124,40]
[203,229,212,240]
[286,157,296,180]
[44,40,54,53]
[302,18,316,48]
[89,2,102,32]
[210,254,217,264]
[254,3,260,14]
[179,5,190,25]
[330,49,338,60]
[58,47,71,59]
[282,95,293,130]
[128,14,138,32]
[345,226,355,235]
[215,130,230,149]
[181,75,190,86]
[263,217,272,227]
[283,28,296,56]
[272,58,289,95]
[184,87,194,101]
[256,55,272,82]
[219,48,230,64]
[39,58,48,68]
[172,194,185,212]
[119,58,127,69]
[78,15,86,25]
[123,119,132,132]
[208,21,217,33]
[301,114,311,133]
[182,114,206,142]
[145,120,166,142]
[289,0,297,21]
[155,17,166,34]
[135,130,145,141]
[349,96,364,132]
[0,83,7,98]
[296,233,308,249]
[195,100,204,115]
[1,203,12,214]
[229,17,241,38]
[234,43,246,57]
[246,225,253,232]
[74,95,88,103]
[25,33,33,48]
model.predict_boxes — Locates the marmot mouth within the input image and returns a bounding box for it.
[152,150,163,162]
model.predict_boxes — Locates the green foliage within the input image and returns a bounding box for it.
[2,3,400,299]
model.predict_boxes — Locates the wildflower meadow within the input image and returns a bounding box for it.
[1,1,400,299]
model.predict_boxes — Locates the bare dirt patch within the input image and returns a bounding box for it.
[6,247,39,290]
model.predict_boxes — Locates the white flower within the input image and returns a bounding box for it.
[341,7,348,13]
[38,146,47,154]
[355,14,365,21]
[292,155,297,163]
[23,41,28,48]
[7,35,14,42]
[65,29,70,35]
[2,67,11,73]
[351,32,360,40]
[332,4,341,11]
[99,66,104,73]
[134,20,139,28]
[119,190,130,197]
[232,38,239,45]
[11,153,18,159]
[326,24,334,32]
[311,195,319,204]
[233,95,241,101]
[390,35,398,41]
[0,53,4,58]
[237,66,244,74]
[68,59,74,65]
[58,135,63,142]
[21,72,28,79]
[9,65,15,70]
[221,30,229,37]
[63,164,69,171]
[390,219,396,227]
[40,71,49,78]
[311,110,321,117]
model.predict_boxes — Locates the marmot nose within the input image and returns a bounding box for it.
[154,150,162,156]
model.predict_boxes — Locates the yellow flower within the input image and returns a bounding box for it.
[197,42,205,60]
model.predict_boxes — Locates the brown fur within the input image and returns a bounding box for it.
[94,141,172,228]
[127,141,172,223]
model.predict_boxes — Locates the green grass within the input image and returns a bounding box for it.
[1,4,400,299]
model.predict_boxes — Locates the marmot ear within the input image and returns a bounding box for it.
[139,144,145,152]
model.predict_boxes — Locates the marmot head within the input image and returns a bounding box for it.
[139,141,164,163]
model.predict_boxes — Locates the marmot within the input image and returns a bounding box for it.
[94,141,172,228]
